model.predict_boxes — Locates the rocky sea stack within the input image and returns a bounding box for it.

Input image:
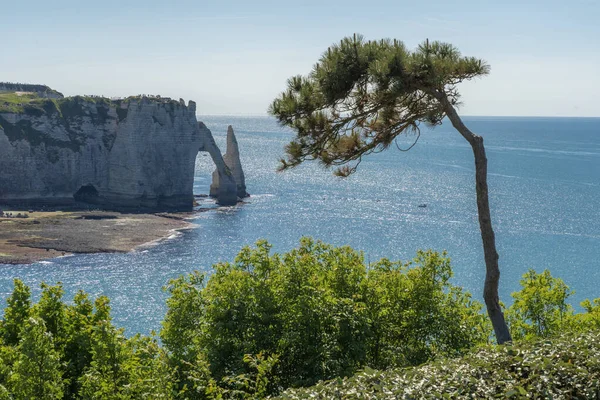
[0,84,247,210]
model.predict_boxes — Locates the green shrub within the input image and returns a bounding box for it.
[162,238,490,394]
[363,251,491,368]
[1,280,177,400]
[2,243,600,399]
[507,269,575,340]
[275,330,600,399]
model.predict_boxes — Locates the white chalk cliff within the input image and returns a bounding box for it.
[0,89,247,209]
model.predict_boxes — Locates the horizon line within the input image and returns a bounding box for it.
[197,114,600,119]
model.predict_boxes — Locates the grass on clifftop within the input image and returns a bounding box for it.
[0,92,188,117]
[0,92,41,113]
[276,330,600,399]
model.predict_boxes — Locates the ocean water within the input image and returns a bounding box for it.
[1,116,599,335]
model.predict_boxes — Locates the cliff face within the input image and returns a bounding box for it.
[0,93,244,209]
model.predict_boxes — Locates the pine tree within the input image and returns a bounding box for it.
[269,34,512,343]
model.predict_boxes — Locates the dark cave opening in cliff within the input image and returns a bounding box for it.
[73,184,99,204]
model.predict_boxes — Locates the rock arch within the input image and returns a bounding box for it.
[197,122,238,206]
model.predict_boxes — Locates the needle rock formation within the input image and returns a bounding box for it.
[210,125,248,200]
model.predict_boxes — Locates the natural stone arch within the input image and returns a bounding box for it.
[197,122,238,206]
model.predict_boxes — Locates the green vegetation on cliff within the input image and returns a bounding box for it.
[0,92,46,114]
[0,82,63,98]
[1,239,599,399]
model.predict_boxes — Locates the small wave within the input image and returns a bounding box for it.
[489,172,521,179]
[430,162,471,171]
[487,145,600,157]
[39,261,54,265]
[167,232,183,240]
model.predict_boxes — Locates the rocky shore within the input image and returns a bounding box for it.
[0,209,195,264]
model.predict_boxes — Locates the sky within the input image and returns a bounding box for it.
[1,0,599,117]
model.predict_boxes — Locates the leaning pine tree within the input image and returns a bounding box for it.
[269,34,512,344]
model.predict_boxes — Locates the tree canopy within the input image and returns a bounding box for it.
[269,34,489,176]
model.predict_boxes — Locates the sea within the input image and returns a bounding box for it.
[1,116,599,335]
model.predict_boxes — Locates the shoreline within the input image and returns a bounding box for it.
[0,209,198,265]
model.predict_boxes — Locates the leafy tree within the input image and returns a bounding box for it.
[161,238,489,396]
[507,269,574,340]
[33,282,67,350]
[0,385,8,400]
[9,317,64,400]
[577,298,600,330]
[62,291,96,398]
[363,250,491,368]
[0,279,32,346]
[0,346,17,398]
[161,272,214,399]
[269,34,511,343]
[78,321,130,399]
[219,352,280,399]
[122,334,174,399]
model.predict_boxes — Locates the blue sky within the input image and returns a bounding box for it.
[2,0,598,116]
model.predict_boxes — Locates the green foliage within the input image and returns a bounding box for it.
[0,92,41,113]
[276,330,600,399]
[269,34,489,176]
[57,96,112,125]
[62,290,95,398]
[163,238,489,395]
[161,271,213,398]
[33,282,67,348]
[507,269,575,340]
[0,346,17,394]
[2,245,600,399]
[0,279,32,346]
[78,321,131,399]
[116,107,128,122]
[217,352,280,399]
[9,317,64,400]
[577,298,600,330]
[123,335,174,399]
[364,250,491,368]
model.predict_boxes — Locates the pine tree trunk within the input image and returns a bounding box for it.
[469,136,512,344]
[436,93,512,344]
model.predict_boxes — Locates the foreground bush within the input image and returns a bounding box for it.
[276,330,600,399]
[162,238,490,393]
[1,239,600,399]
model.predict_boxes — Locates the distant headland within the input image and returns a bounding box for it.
[0,83,247,210]
[0,83,249,264]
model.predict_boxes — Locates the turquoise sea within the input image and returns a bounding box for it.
[1,116,599,335]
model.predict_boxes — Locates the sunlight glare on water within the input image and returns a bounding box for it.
[1,116,599,335]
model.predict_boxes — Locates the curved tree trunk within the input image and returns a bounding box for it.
[436,93,512,344]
